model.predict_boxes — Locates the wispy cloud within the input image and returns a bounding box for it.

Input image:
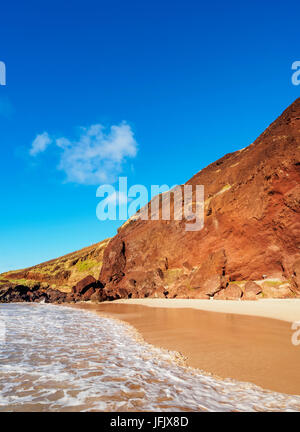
[29,122,138,185]
[29,132,52,156]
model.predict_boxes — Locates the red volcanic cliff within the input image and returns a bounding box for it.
[1,98,299,302]
[99,98,300,300]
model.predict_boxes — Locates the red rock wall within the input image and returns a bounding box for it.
[99,98,300,300]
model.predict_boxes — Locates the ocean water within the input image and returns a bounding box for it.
[0,303,299,412]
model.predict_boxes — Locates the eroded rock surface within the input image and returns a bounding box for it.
[99,98,300,301]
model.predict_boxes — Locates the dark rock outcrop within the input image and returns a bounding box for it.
[0,282,67,303]
[70,275,105,302]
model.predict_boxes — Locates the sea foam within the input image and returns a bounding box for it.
[0,303,299,412]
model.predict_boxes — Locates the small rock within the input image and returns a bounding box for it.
[242,281,262,300]
[214,284,242,300]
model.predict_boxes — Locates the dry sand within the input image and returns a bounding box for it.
[110,298,300,323]
[69,299,300,396]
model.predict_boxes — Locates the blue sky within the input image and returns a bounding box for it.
[0,0,299,273]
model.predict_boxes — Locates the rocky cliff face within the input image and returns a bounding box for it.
[0,239,109,303]
[99,98,300,301]
[1,98,299,302]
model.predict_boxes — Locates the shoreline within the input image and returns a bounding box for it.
[67,298,300,396]
[108,298,300,323]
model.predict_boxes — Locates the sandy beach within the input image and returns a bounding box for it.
[107,298,300,323]
[70,299,300,396]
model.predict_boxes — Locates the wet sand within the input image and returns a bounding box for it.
[68,300,300,396]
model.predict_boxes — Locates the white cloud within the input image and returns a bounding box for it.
[29,132,52,156]
[30,122,138,185]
